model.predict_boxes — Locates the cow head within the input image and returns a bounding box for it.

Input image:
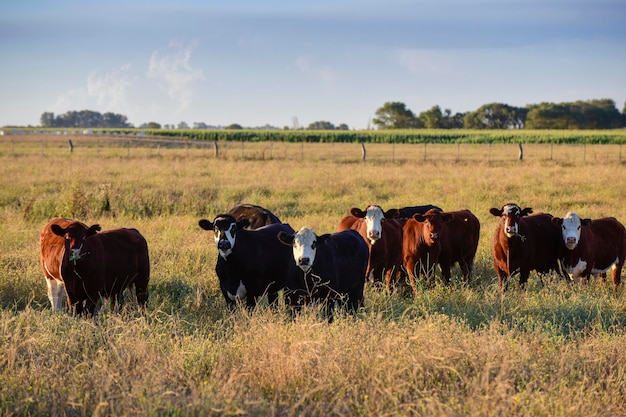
[51,222,101,265]
[278,227,326,273]
[350,205,399,245]
[489,203,533,238]
[552,212,591,250]
[198,215,249,259]
[412,209,452,245]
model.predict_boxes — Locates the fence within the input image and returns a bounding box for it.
[2,134,624,164]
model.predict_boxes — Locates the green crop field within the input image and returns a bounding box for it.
[1,134,625,416]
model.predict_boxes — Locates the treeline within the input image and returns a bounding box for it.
[373,99,625,130]
[40,110,132,128]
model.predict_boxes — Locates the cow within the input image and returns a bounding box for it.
[337,205,405,291]
[50,222,150,316]
[227,203,281,229]
[489,203,563,290]
[40,217,87,310]
[552,212,626,288]
[198,214,300,309]
[277,227,369,317]
[403,209,480,290]
[337,204,441,231]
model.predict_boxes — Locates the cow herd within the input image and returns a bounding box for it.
[39,202,626,317]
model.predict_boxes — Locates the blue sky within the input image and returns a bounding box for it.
[1,0,625,129]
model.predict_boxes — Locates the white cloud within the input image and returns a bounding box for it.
[87,64,134,110]
[147,40,204,112]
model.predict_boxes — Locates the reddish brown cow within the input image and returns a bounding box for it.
[490,203,563,290]
[40,217,87,310]
[339,205,405,291]
[403,209,479,290]
[51,222,150,315]
[552,212,626,288]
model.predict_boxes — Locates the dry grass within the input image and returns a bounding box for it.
[1,136,626,416]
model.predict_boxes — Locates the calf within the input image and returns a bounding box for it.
[198,215,300,308]
[51,222,150,315]
[552,212,626,288]
[40,217,86,310]
[227,203,281,229]
[278,227,368,316]
[338,205,405,289]
[489,203,563,290]
[403,209,447,290]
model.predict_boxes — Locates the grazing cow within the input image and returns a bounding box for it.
[337,205,405,289]
[277,227,369,315]
[198,215,300,308]
[489,203,563,290]
[40,217,87,310]
[227,203,281,229]
[552,212,626,288]
[403,209,480,289]
[50,222,150,315]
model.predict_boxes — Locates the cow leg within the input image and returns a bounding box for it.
[519,269,530,289]
[439,262,451,286]
[46,278,66,311]
[611,263,623,288]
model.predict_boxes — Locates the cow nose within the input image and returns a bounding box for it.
[298,257,310,266]
[368,230,380,239]
[218,240,231,250]
[566,237,577,244]
[430,232,439,240]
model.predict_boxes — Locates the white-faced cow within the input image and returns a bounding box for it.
[336,204,441,232]
[489,203,563,290]
[403,209,480,290]
[337,205,405,287]
[277,227,369,316]
[50,222,150,316]
[552,212,626,288]
[198,214,300,308]
[227,203,281,229]
[40,217,86,310]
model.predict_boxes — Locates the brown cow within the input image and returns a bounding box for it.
[40,217,87,310]
[489,203,563,290]
[552,212,626,288]
[337,204,441,232]
[338,205,405,291]
[51,222,150,315]
[403,208,479,289]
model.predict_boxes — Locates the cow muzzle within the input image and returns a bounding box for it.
[297,257,312,272]
[565,237,578,250]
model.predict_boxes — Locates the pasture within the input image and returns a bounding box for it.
[1,135,626,416]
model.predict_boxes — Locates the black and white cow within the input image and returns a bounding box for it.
[198,214,300,308]
[277,227,369,314]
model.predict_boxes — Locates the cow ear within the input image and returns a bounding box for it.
[384,209,400,219]
[87,225,100,236]
[350,207,366,218]
[412,213,425,222]
[581,218,592,226]
[51,224,66,236]
[277,231,294,246]
[552,217,563,226]
[442,213,453,222]
[198,219,213,231]
[489,208,502,217]
[521,208,533,216]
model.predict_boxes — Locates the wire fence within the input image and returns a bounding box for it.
[2,134,624,164]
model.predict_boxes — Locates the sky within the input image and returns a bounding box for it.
[1,0,625,130]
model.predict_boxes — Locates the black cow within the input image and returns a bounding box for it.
[227,203,281,229]
[277,227,369,317]
[198,214,300,308]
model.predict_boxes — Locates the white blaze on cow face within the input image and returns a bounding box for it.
[291,227,317,272]
[214,219,237,259]
[502,204,522,238]
[364,205,385,245]
[561,212,582,250]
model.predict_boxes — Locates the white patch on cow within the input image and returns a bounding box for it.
[46,277,66,310]
[364,205,385,244]
[215,222,236,258]
[563,258,588,280]
[292,227,317,272]
[502,204,521,238]
[592,258,620,275]
[227,281,247,301]
[560,212,582,250]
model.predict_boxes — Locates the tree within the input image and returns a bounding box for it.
[307,121,335,130]
[419,105,444,129]
[177,121,189,129]
[373,101,422,129]
[225,123,243,130]
[337,123,349,130]
[146,122,161,129]
[39,110,131,128]
[464,103,526,129]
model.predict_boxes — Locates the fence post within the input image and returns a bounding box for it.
[213,140,219,158]
[361,143,367,161]
[68,139,74,153]
[518,143,523,161]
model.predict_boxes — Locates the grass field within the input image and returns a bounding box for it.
[1,135,626,416]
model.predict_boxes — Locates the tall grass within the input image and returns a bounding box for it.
[1,136,626,416]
